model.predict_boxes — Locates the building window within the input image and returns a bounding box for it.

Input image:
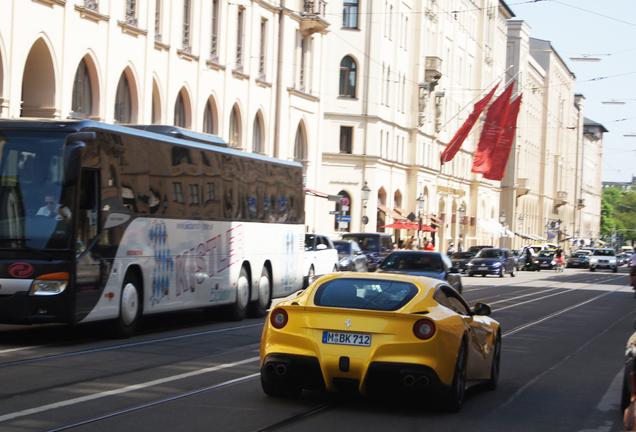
[385,67,390,107]
[183,0,191,50]
[71,59,92,119]
[229,105,240,148]
[210,0,219,61]
[294,124,305,161]
[343,0,359,29]
[252,115,262,154]
[236,7,244,71]
[203,100,215,134]
[174,92,186,128]
[339,56,357,98]
[299,36,306,91]
[173,182,183,202]
[259,19,267,80]
[155,0,162,41]
[114,72,131,124]
[206,183,215,202]
[189,184,199,205]
[340,126,353,154]
[125,0,137,26]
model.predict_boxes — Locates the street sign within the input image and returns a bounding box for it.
[329,210,340,215]
[328,195,343,202]
[340,215,351,222]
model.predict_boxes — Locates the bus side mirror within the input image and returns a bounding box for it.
[64,132,94,186]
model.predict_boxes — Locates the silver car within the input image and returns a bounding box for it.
[588,248,618,272]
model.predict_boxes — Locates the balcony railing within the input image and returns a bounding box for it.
[303,0,327,15]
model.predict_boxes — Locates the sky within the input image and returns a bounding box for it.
[507,0,636,183]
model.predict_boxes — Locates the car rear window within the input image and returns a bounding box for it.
[314,278,418,311]
[476,249,502,258]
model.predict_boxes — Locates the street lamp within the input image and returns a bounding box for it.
[361,181,371,232]
[499,211,507,248]
[417,193,425,248]
[458,203,466,251]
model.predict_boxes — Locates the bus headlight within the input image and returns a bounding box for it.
[29,272,69,296]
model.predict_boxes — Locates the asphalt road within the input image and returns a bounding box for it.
[0,265,634,432]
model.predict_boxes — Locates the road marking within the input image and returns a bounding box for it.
[0,356,260,423]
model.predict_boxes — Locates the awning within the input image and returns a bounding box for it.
[377,205,407,221]
[303,187,330,198]
[478,219,513,238]
[517,233,548,242]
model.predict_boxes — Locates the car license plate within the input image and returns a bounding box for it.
[479,266,488,270]
[323,331,371,347]
[541,263,549,267]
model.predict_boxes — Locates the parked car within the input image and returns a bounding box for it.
[467,245,494,254]
[588,248,618,272]
[341,232,394,271]
[303,234,339,287]
[449,251,476,273]
[333,240,369,272]
[377,250,463,293]
[261,272,500,412]
[466,248,517,277]
[566,250,591,268]
[534,250,557,270]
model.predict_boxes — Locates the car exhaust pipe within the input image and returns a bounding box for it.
[404,375,415,386]
[418,376,429,387]
[276,364,287,376]
[265,363,276,374]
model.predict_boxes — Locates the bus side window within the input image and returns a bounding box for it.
[78,169,100,252]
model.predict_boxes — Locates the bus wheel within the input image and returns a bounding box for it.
[224,267,250,321]
[248,267,271,318]
[113,273,141,338]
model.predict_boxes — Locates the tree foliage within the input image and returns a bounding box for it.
[601,187,636,243]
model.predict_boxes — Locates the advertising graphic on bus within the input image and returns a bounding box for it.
[0,120,305,337]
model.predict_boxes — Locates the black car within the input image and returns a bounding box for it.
[376,250,463,293]
[512,249,527,270]
[449,251,476,273]
[535,250,557,270]
[566,250,591,268]
[466,248,517,277]
[342,233,394,271]
[467,245,494,254]
[333,240,369,272]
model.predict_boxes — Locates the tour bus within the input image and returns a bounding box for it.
[0,119,305,337]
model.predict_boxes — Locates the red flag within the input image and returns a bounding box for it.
[440,83,500,165]
[483,94,523,181]
[471,82,515,174]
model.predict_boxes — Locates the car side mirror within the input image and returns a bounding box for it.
[473,302,492,316]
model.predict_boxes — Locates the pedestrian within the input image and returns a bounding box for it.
[628,252,636,286]
[424,240,435,251]
[447,243,455,255]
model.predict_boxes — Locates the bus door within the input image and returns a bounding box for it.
[75,168,103,320]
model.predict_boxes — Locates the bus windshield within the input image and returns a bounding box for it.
[0,130,73,250]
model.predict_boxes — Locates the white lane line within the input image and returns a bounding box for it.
[0,356,260,423]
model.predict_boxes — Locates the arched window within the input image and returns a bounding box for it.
[252,114,262,153]
[203,100,215,134]
[228,105,241,148]
[71,58,92,119]
[114,72,132,123]
[294,124,305,161]
[174,92,186,127]
[339,56,357,98]
[151,80,161,124]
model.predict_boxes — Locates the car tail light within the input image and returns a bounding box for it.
[413,319,436,340]
[271,308,288,329]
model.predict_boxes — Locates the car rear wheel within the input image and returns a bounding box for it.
[443,341,467,412]
[499,269,504,278]
[511,266,516,277]
[261,375,302,398]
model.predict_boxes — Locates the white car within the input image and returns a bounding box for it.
[303,234,339,287]
[588,248,618,272]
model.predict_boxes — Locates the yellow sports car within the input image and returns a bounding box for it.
[260,272,500,412]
